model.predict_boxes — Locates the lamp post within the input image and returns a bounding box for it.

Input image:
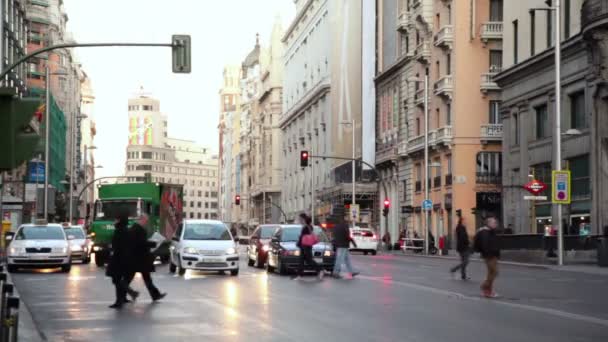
[82,145,97,224]
[69,114,88,224]
[341,119,356,230]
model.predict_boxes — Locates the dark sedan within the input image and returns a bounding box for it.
[247,224,280,268]
[266,225,335,275]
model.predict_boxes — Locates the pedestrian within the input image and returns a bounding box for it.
[450,217,470,280]
[382,231,392,251]
[474,216,500,298]
[292,213,323,281]
[106,212,139,309]
[331,217,359,279]
[123,214,167,302]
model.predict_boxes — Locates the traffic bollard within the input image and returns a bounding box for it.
[0,283,13,341]
[3,296,18,342]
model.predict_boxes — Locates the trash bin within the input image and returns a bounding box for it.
[598,237,608,267]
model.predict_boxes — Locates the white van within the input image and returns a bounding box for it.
[169,220,239,276]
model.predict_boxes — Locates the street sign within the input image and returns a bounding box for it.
[422,199,432,211]
[524,195,548,200]
[523,179,547,195]
[27,161,45,183]
[350,204,360,222]
[552,170,571,204]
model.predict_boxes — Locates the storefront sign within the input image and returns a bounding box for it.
[523,179,547,195]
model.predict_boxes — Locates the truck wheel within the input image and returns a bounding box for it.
[95,252,105,267]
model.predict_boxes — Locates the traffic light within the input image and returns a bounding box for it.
[235,195,241,206]
[382,198,390,217]
[0,92,43,170]
[172,35,191,73]
[300,150,309,167]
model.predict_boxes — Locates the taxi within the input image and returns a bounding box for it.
[7,220,72,273]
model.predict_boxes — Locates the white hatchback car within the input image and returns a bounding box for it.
[349,227,378,255]
[169,220,239,276]
[7,221,72,273]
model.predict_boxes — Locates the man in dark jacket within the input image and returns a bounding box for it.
[474,216,500,298]
[450,217,470,280]
[124,214,166,302]
[107,214,138,309]
[331,218,359,279]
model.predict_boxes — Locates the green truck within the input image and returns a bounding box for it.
[90,182,184,267]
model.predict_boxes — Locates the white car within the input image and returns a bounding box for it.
[63,224,91,264]
[7,221,72,273]
[349,227,378,255]
[169,220,239,276]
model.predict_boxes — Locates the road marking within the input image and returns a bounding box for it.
[358,275,608,328]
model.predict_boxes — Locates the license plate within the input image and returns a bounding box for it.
[202,258,218,263]
[314,257,323,264]
[31,254,49,260]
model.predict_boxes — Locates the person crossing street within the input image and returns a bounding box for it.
[474,216,501,298]
[331,218,359,279]
[450,217,471,280]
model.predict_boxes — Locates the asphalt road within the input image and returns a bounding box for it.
[10,251,608,342]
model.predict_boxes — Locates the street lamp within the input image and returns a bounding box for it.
[341,119,356,230]
[83,145,97,224]
[408,75,430,254]
[43,68,69,220]
[68,113,89,224]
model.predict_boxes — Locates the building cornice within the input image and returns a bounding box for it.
[279,79,330,129]
[282,0,314,43]
[375,54,411,84]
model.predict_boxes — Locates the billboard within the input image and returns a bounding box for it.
[128,114,154,145]
[27,161,45,183]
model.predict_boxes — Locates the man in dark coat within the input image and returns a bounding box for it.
[474,216,501,298]
[331,218,358,278]
[450,217,470,280]
[124,214,166,302]
[107,214,138,309]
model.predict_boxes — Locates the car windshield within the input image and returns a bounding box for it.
[280,226,329,242]
[183,223,231,240]
[260,226,278,238]
[64,228,85,239]
[16,226,65,240]
[96,200,138,220]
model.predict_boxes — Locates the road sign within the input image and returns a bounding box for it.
[422,199,432,211]
[523,179,547,195]
[350,204,360,222]
[524,195,548,200]
[552,170,571,204]
[27,161,44,183]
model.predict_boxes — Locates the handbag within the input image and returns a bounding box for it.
[301,231,319,247]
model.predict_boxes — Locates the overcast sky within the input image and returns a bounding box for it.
[63,0,295,179]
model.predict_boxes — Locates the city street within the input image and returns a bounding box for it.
[11,251,608,342]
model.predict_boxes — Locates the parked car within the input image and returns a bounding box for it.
[6,220,72,273]
[169,220,239,276]
[247,224,279,268]
[266,225,335,275]
[63,224,91,264]
[350,227,378,255]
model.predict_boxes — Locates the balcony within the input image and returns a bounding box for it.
[397,140,409,155]
[480,124,503,142]
[408,135,425,153]
[433,76,453,99]
[435,125,453,145]
[480,71,500,93]
[415,41,431,63]
[414,88,425,107]
[445,174,453,186]
[480,22,503,44]
[397,11,411,32]
[476,172,502,185]
[433,176,442,188]
[434,25,453,49]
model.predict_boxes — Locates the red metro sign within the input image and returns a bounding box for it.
[523,179,547,195]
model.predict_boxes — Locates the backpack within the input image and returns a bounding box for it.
[473,228,485,253]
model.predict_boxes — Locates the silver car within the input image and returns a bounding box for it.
[63,224,91,264]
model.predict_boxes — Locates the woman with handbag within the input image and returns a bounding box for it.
[293,213,324,281]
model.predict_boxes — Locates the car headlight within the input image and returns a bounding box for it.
[183,247,198,254]
[283,250,300,256]
[9,247,22,255]
[324,250,333,257]
[71,245,82,252]
[262,245,269,252]
[225,247,236,255]
[52,247,68,254]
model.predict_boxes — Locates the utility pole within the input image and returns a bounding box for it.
[68,109,75,224]
[43,66,50,220]
[311,144,315,225]
[351,118,356,230]
[553,0,564,266]
[424,74,430,255]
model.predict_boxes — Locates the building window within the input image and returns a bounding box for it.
[446,53,451,74]
[489,101,501,124]
[513,20,518,64]
[446,103,452,125]
[190,201,194,208]
[135,165,152,171]
[205,191,209,198]
[565,0,571,38]
[416,118,421,136]
[530,11,536,55]
[490,0,503,21]
[190,212,194,219]
[433,158,442,188]
[446,154,453,186]
[211,191,218,197]
[197,213,202,219]
[546,11,552,48]
[205,213,209,219]
[489,50,502,71]
[141,152,152,159]
[570,91,586,129]
[476,152,502,184]
[535,104,549,139]
[198,190,202,197]
[197,202,201,208]
[513,113,520,145]
[569,154,590,200]
[205,202,209,209]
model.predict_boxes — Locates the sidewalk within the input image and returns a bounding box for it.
[7,273,43,342]
[386,250,608,276]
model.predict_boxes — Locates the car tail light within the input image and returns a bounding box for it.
[372,234,377,240]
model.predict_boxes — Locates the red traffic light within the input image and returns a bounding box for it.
[300,150,309,167]
[235,195,241,205]
[383,199,390,208]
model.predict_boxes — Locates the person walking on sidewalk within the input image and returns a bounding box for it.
[474,216,501,298]
[293,213,324,281]
[450,217,471,280]
[331,218,359,279]
[124,214,167,302]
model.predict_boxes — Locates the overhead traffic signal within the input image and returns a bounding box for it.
[0,91,43,170]
[172,35,191,73]
[235,195,241,205]
[382,198,390,217]
[300,150,309,167]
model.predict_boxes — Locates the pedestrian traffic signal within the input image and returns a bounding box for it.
[300,150,309,167]
[383,199,390,217]
[0,92,43,170]
[172,35,191,73]
[235,195,241,205]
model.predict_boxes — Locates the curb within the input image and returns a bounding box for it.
[384,251,550,269]
[6,273,44,342]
